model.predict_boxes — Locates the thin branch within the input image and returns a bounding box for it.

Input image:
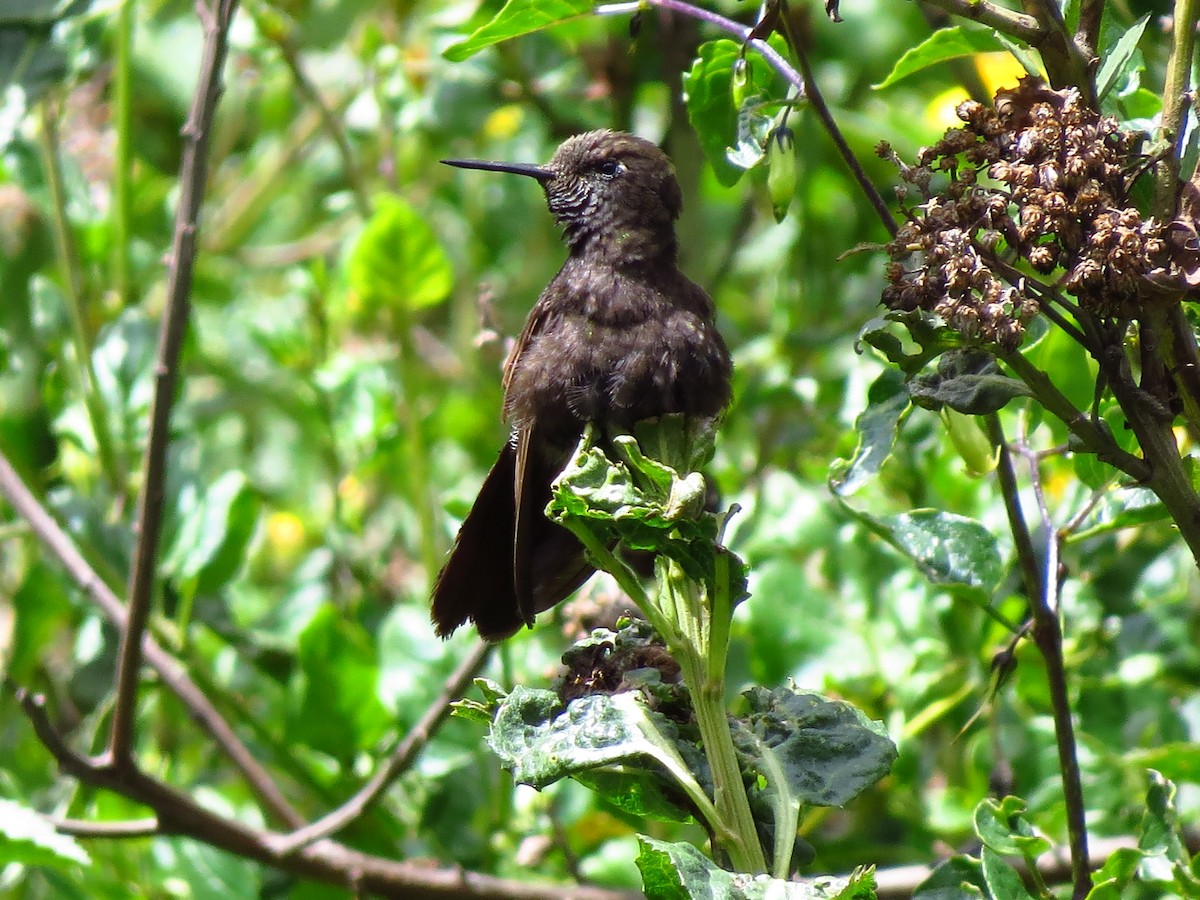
[1000,351,1150,479]
[18,689,637,900]
[37,102,123,494]
[256,5,372,220]
[110,0,240,765]
[779,5,898,236]
[598,0,898,235]
[50,816,160,839]
[916,0,1044,43]
[0,450,304,828]
[1014,442,1090,899]
[1073,0,1103,63]
[272,640,493,855]
[985,415,1042,602]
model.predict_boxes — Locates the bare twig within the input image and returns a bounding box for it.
[985,415,1041,602]
[0,450,304,828]
[777,5,898,237]
[110,0,240,766]
[18,689,636,899]
[1017,430,1090,897]
[49,817,161,839]
[255,3,372,219]
[1000,351,1150,479]
[272,640,493,855]
[916,0,1044,43]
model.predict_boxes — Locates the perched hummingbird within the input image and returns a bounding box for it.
[432,130,732,640]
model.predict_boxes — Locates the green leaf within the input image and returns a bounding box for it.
[735,686,897,809]
[1128,743,1200,785]
[839,506,1002,594]
[980,846,1036,900]
[908,351,1032,415]
[941,409,999,477]
[682,38,789,186]
[488,685,707,794]
[442,0,593,61]
[1085,846,1146,898]
[1095,14,1149,102]
[973,796,1052,859]
[347,194,453,313]
[288,604,389,763]
[875,27,1010,89]
[913,855,986,899]
[162,471,260,594]
[0,800,90,868]
[830,368,910,496]
[636,837,878,900]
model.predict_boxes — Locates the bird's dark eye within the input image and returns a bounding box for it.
[596,159,623,178]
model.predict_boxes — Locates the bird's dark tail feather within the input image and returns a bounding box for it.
[431,443,593,641]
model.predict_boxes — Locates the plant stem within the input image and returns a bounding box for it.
[1155,0,1198,214]
[38,103,123,495]
[112,0,135,303]
[662,560,766,874]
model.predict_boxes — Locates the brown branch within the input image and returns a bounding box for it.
[272,640,493,855]
[1011,430,1090,899]
[110,0,240,765]
[0,450,304,828]
[1073,0,1103,62]
[916,0,1044,42]
[18,689,636,900]
[1016,0,1096,103]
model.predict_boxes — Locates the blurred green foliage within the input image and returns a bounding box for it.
[1,0,1199,895]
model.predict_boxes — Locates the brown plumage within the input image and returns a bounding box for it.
[432,130,732,640]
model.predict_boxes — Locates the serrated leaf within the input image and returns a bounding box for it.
[830,368,910,496]
[0,800,90,868]
[443,0,593,61]
[1095,14,1149,102]
[347,195,452,312]
[875,27,1011,89]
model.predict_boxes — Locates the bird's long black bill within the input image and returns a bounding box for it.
[441,158,554,182]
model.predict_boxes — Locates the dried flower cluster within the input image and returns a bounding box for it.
[881,77,1196,351]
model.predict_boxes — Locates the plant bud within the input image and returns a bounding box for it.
[941,408,999,477]
[766,125,797,223]
[731,57,752,109]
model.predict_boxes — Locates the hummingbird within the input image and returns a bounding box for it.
[432,130,732,640]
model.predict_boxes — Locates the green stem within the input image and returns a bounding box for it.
[112,0,135,302]
[391,308,441,583]
[38,103,123,494]
[1155,0,1198,214]
[663,560,766,875]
